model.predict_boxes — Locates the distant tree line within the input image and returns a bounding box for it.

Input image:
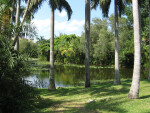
[22,2,149,68]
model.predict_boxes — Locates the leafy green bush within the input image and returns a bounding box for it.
[0,36,37,113]
[19,39,38,58]
[38,55,47,61]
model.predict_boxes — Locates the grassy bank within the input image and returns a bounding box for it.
[29,58,114,71]
[27,80,150,113]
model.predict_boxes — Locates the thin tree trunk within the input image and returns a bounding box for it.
[48,0,56,90]
[114,0,121,85]
[128,0,141,99]
[12,0,31,47]
[10,0,15,24]
[14,0,20,51]
[148,0,150,80]
[20,0,31,26]
[85,0,90,88]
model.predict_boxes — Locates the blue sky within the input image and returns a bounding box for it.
[32,0,114,39]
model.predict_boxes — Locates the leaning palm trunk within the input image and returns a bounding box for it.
[12,0,31,47]
[148,0,150,80]
[128,0,141,99]
[114,0,121,85]
[14,0,20,51]
[48,1,56,90]
[85,0,90,88]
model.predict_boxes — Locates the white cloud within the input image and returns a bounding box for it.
[57,10,67,17]
[32,19,50,31]
[32,19,85,39]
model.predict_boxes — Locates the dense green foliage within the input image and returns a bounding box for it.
[34,17,133,67]
[54,34,84,64]
[26,1,147,68]
[0,1,38,112]
[0,35,38,113]
[19,38,38,58]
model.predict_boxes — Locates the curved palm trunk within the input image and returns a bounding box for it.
[12,0,31,47]
[14,0,20,51]
[48,1,56,90]
[85,0,90,88]
[114,0,121,85]
[128,0,141,99]
[148,0,150,80]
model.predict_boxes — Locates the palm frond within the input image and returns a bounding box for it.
[99,0,111,17]
[117,0,125,17]
[49,0,72,20]
[25,0,46,21]
[29,0,46,14]
[57,0,72,20]
[91,0,100,9]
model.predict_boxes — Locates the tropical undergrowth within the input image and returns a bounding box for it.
[0,35,38,113]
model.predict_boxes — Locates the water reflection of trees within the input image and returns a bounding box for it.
[30,66,148,88]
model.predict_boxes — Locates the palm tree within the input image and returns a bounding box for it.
[48,0,72,90]
[26,0,46,22]
[128,0,141,99]
[85,0,90,88]
[14,0,20,51]
[91,0,126,85]
[12,0,31,47]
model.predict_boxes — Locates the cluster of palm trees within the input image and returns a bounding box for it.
[47,0,142,99]
[91,0,142,99]
[2,0,147,99]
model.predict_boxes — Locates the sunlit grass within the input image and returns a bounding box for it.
[26,79,150,113]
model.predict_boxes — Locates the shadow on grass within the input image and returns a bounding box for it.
[29,80,133,113]
[28,97,62,113]
[37,80,131,98]
[85,97,128,113]
[140,95,150,99]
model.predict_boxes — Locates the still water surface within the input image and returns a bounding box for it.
[26,65,148,88]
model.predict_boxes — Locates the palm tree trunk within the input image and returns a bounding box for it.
[12,0,31,47]
[85,0,90,88]
[10,0,15,24]
[128,0,141,99]
[20,0,31,26]
[48,0,56,90]
[114,0,121,85]
[14,0,20,51]
[148,0,150,80]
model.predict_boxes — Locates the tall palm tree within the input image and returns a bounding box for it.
[14,0,20,51]
[85,0,90,88]
[114,0,120,85]
[48,0,72,90]
[128,0,141,99]
[91,0,126,85]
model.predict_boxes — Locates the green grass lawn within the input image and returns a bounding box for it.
[27,79,150,113]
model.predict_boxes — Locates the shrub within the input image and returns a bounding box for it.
[0,35,37,113]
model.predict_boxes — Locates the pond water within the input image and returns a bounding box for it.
[25,65,148,88]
